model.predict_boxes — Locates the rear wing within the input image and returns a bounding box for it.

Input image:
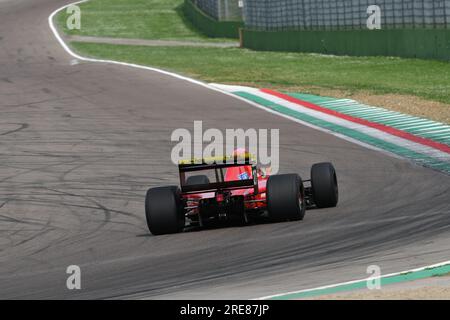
[178,154,258,194]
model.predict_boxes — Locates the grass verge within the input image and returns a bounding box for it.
[70,42,450,123]
[57,0,234,42]
[56,0,450,124]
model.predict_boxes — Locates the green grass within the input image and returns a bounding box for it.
[56,0,450,123]
[57,0,234,42]
[71,42,450,105]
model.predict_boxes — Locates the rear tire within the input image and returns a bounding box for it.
[311,163,338,208]
[266,174,306,222]
[145,186,185,235]
[185,175,210,186]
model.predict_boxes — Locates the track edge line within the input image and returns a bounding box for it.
[254,260,450,300]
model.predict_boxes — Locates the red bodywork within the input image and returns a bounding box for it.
[182,165,270,218]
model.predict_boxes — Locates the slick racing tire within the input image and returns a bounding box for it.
[266,174,306,222]
[311,162,339,208]
[145,186,185,235]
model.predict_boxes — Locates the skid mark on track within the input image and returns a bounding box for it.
[0,158,83,183]
[0,123,28,136]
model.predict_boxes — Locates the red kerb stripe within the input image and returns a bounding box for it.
[261,88,450,154]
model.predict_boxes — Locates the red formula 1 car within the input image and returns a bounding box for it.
[145,152,338,235]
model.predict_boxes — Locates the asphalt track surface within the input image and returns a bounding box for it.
[0,0,449,300]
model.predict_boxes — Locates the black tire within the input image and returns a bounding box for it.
[145,186,185,235]
[266,174,306,222]
[185,175,210,186]
[311,162,339,208]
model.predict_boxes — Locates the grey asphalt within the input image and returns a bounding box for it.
[65,35,240,48]
[0,0,449,300]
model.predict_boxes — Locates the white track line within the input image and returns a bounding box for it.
[48,0,407,162]
[49,1,450,301]
[211,84,450,162]
[256,260,450,300]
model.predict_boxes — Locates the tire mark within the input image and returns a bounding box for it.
[44,188,112,227]
[0,158,82,183]
[0,123,28,136]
